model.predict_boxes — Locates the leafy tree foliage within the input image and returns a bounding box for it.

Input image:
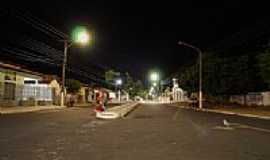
[178,52,267,102]
[66,79,81,93]
[105,69,120,83]
[123,72,146,98]
[257,48,270,89]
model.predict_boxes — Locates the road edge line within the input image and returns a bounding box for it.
[168,105,270,120]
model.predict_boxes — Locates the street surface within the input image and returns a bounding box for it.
[1,104,270,160]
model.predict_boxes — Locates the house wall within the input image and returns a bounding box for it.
[15,74,25,103]
[0,72,5,100]
[48,79,61,97]
[0,68,17,106]
[230,92,270,106]
[78,87,88,103]
[0,67,42,107]
[262,92,270,106]
[48,80,61,105]
[230,95,245,105]
[79,87,86,97]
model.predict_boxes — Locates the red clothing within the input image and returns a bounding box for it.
[95,91,105,112]
[94,104,105,112]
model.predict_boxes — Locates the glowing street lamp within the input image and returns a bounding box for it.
[150,72,159,82]
[149,72,160,99]
[115,79,123,102]
[116,79,123,86]
[71,26,90,45]
[61,26,90,106]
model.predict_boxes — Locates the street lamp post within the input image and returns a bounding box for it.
[115,79,122,103]
[178,41,203,109]
[60,26,90,106]
[149,72,160,99]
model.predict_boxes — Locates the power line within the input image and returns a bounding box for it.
[1,47,109,85]
[7,9,110,70]
[16,9,69,38]
[1,46,109,84]
[2,46,103,79]
[12,9,68,39]
[4,33,105,78]
[3,8,110,69]
[1,8,116,86]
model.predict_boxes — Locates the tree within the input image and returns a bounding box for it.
[257,49,270,90]
[122,72,146,99]
[178,52,261,103]
[105,69,120,83]
[134,80,146,98]
[134,80,143,92]
[66,79,81,93]
[123,72,134,91]
[122,72,135,97]
[178,64,198,94]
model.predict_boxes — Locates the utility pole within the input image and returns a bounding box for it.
[198,46,202,109]
[60,26,90,106]
[61,40,68,106]
[118,89,121,103]
[115,79,122,103]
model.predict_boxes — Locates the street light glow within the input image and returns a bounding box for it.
[116,79,122,85]
[150,72,159,82]
[77,31,89,44]
[72,26,90,44]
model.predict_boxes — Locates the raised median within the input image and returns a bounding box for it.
[96,102,139,119]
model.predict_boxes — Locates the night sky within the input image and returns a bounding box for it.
[1,1,269,82]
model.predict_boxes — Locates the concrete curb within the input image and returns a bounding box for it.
[169,105,270,120]
[96,102,139,119]
[0,106,67,115]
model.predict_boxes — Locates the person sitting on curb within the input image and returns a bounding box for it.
[94,90,105,112]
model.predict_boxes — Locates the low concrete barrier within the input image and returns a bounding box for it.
[96,102,138,119]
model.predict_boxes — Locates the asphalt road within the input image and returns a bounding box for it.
[1,104,270,160]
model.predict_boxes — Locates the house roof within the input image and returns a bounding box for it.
[0,61,43,77]
[39,75,60,84]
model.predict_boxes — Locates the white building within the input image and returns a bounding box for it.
[172,78,187,102]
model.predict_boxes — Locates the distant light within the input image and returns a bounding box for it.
[178,41,183,45]
[116,79,122,85]
[153,82,157,87]
[150,72,159,82]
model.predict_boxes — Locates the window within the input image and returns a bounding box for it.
[24,80,37,84]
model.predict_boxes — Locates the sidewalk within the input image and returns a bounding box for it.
[0,105,66,114]
[171,102,270,120]
[73,103,94,108]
